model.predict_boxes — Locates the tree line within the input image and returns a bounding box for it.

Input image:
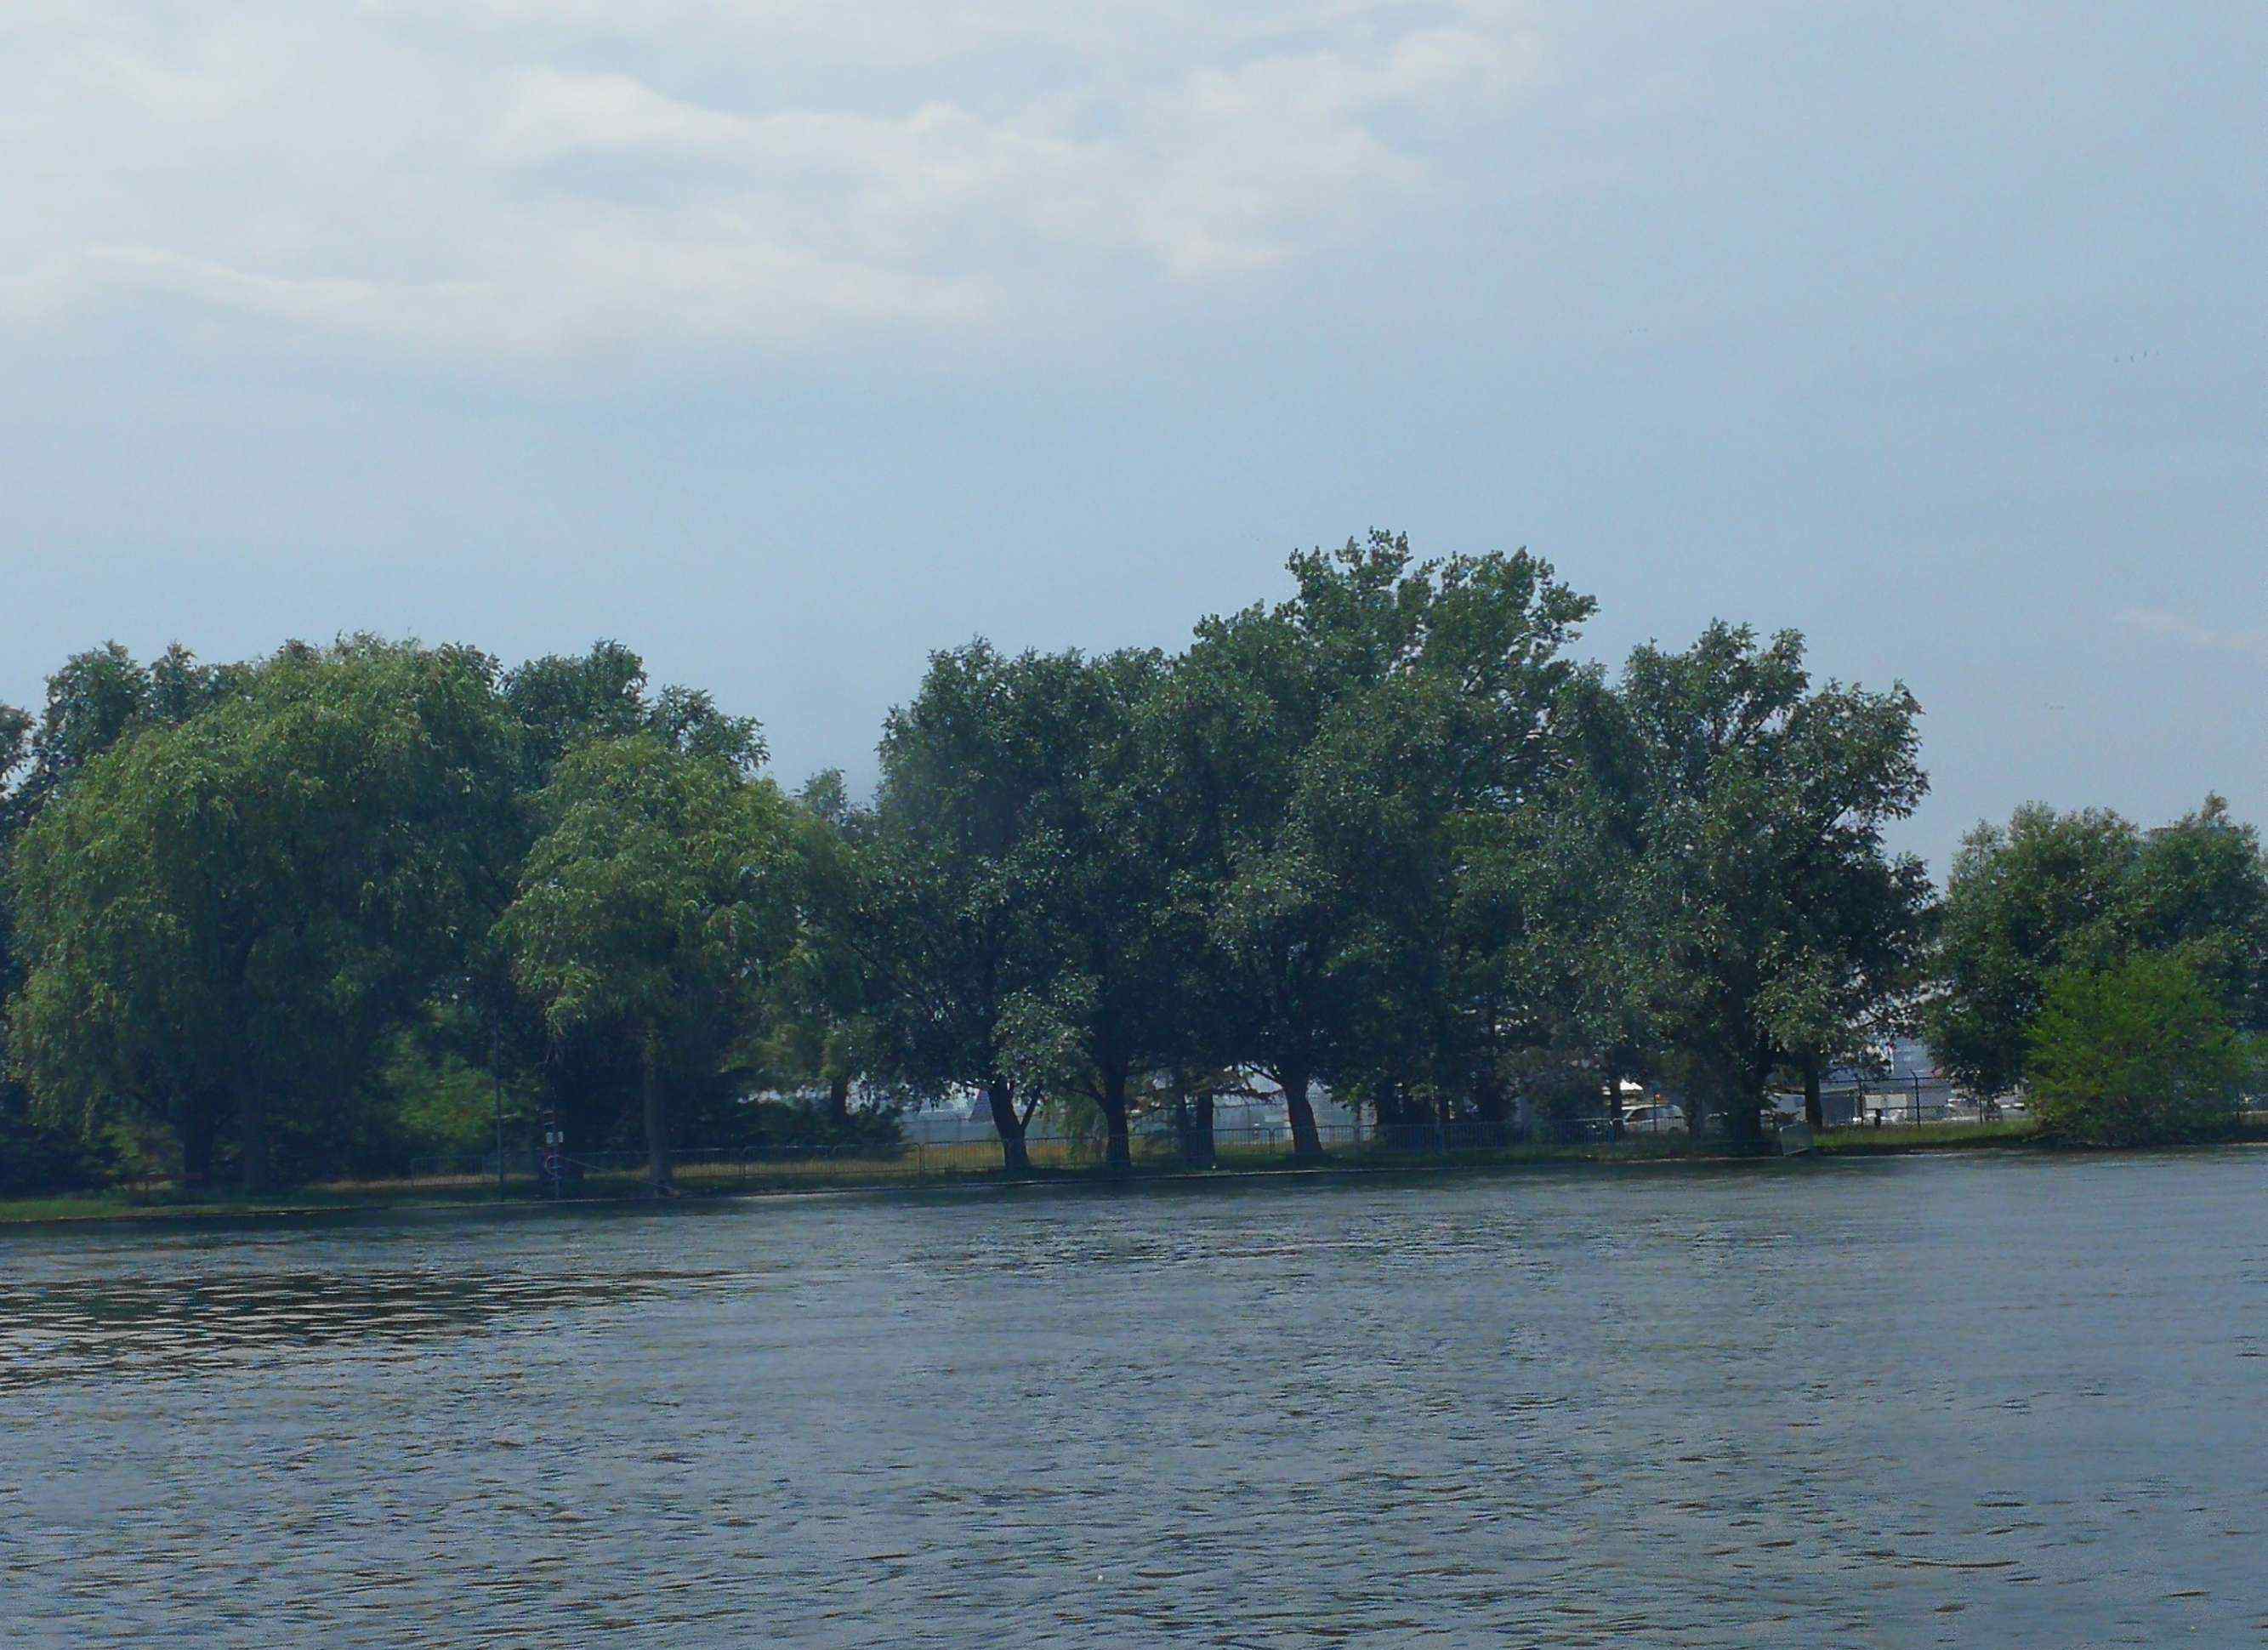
[3,533,2262,1196]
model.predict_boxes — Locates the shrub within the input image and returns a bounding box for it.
[2024,953,2252,1145]
[0,1093,117,1194]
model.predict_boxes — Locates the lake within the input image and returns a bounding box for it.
[3,1151,2265,1647]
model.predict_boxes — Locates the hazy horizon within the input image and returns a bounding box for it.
[7,2,2262,872]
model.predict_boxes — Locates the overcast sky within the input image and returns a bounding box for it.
[4,1,2261,869]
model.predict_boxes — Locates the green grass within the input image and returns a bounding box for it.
[0,1131,1735,1226]
[1815,1119,2041,1154]
[1814,1114,2268,1155]
[0,1192,153,1223]
[12,1114,2266,1228]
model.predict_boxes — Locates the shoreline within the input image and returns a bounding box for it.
[9,1119,2257,1233]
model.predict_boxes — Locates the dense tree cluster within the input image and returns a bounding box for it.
[1925,799,2268,1096]
[2,534,2256,1195]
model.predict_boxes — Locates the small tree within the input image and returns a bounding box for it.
[2025,953,2251,1145]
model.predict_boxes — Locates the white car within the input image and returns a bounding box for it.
[1621,1103,1685,1132]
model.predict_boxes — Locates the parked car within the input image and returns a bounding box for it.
[1621,1103,1685,1132]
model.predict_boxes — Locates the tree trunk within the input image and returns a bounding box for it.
[1802,1052,1823,1130]
[1473,1073,1511,1128]
[1727,1054,1769,1152]
[1374,1078,1404,1149]
[1101,1063,1132,1174]
[641,1025,674,1195]
[178,1092,220,1194]
[1728,1097,1764,1152]
[236,1084,271,1198]
[984,1078,1029,1173]
[1279,1062,1322,1159]
[1191,1092,1217,1169]
[827,1071,852,1129]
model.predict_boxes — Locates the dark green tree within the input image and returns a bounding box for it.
[749,770,894,1130]
[0,703,113,1192]
[1928,796,2268,1095]
[479,640,771,1157]
[1015,647,1187,1169]
[2024,952,2252,1144]
[1158,532,1594,1154]
[495,736,799,1193]
[1615,623,1930,1146]
[502,640,765,779]
[9,640,521,1192]
[855,642,1100,1171]
[0,646,251,1190]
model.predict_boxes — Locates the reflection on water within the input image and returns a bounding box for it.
[3,1153,2266,1647]
[0,1266,739,1389]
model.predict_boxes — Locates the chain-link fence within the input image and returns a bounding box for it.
[1813,1078,1999,1129]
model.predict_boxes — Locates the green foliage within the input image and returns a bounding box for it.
[1929,798,2268,1095]
[494,735,800,1186]
[996,973,1102,1114]
[7,639,520,1191]
[2024,953,2252,1145]
[1609,622,1931,1141]
[0,703,32,792]
[10,538,2268,1202]
[858,640,1103,1146]
[499,737,793,1035]
[371,1013,525,1162]
[1158,531,1598,1146]
[0,1095,117,1194]
[739,770,895,1119]
[502,641,765,779]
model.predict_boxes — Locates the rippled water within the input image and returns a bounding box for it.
[3,1152,2265,1647]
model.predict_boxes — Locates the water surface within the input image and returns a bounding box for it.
[4,1152,2265,1647]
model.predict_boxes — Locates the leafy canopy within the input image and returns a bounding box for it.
[1928,797,2268,1095]
[497,734,799,1044]
[2025,953,2252,1146]
[7,639,520,1186]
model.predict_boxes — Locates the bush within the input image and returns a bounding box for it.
[0,1092,117,1194]
[2024,953,2253,1145]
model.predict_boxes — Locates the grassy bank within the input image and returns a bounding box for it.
[11,1118,2266,1228]
[1814,1119,2040,1154]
